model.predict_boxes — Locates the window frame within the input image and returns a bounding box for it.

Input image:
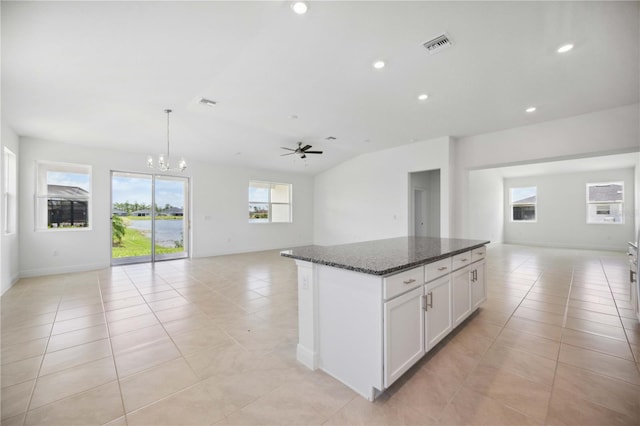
[509,186,537,223]
[3,147,17,235]
[586,181,624,225]
[35,161,93,231]
[248,180,293,224]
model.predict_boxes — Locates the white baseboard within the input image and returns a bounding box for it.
[296,344,318,370]
[19,262,110,278]
[1,272,21,296]
[502,240,627,252]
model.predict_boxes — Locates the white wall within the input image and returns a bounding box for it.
[467,169,504,244]
[1,123,20,294]
[313,137,451,246]
[18,137,313,277]
[636,153,640,242]
[454,104,640,240]
[503,169,635,251]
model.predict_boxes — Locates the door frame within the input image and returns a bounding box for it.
[110,170,190,266]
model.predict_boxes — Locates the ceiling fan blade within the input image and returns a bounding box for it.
[300,154,307,159]
[280,152,296,156]
[304,150,323,154]
[301,144,312,151]
[280,147,296,151]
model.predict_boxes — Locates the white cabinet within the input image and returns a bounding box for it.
[470,260,486,310]
[294,243,488,400]
[383,286,425,387]
[452,266,471,327]
[424,275,452,350]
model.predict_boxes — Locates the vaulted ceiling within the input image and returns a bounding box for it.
[2,1,638,174]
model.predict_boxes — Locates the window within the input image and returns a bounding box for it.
[248,181,292,223]
[36,161,92,230]
[3,148,17,234]
[510,187,537,222]
[586,182,623,224]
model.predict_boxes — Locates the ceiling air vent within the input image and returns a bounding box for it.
[422,33,452,55]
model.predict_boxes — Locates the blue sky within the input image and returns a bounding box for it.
[48,171,90,191]
[511,187,537,203]
[111,175,185,208]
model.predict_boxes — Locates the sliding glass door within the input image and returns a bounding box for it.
[111,171,189,265]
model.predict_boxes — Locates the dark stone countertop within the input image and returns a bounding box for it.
[281,237,490,276]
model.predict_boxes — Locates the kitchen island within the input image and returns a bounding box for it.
[282,236,489,400]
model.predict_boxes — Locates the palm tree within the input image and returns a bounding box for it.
[111,215,126,245]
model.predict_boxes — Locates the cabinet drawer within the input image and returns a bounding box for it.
[452,251,471,271]
[383,266,423,300]
[425,258,452,282]
[472,246,486,263]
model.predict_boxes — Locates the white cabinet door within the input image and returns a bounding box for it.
[425,275,452,350]
[383,286,425,387]
[452,266,471,327]
[471,260,486,311]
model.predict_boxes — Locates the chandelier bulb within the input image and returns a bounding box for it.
[146,108,186,172]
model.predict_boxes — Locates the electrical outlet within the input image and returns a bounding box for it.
[302,276,309,290]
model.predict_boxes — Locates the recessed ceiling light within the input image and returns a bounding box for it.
[291,2,308,15]
[199,98,217,107]
[373,60,385,69]
[526,107,537,113]
[418,94,429,101]
[557,43,574,53]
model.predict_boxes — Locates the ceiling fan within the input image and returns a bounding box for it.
[280,141,323,159]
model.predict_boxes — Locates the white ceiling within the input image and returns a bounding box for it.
[2,1,639,175]
[489,152,639,178]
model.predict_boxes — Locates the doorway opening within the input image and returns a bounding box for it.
[111,171,189,265]
[409,169,441,237]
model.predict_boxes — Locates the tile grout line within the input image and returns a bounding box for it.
[599,257,640,370]
[20,277,65,426]
[542,261,576,426]
[102,268,141,426]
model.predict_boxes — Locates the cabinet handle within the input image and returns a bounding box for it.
[403,278,416,285]
[437,266,448,271]
[461,258,469,262]
[477,252,484,256]
[427,292,433,308]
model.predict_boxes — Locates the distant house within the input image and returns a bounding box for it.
[112,208,127,217]
[512,195,537,221]
[131,209,152,217]
[588,184,623,202]
[47,184,89,227]
[161,207,183,217]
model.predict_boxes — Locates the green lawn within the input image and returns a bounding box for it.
[112,227,183,258]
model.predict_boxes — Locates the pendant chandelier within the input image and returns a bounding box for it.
[147,109,187,172]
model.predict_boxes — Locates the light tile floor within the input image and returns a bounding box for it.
[1,244,639,425]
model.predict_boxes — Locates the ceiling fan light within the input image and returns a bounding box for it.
[291,1,308,15]
[557,43,574,53]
